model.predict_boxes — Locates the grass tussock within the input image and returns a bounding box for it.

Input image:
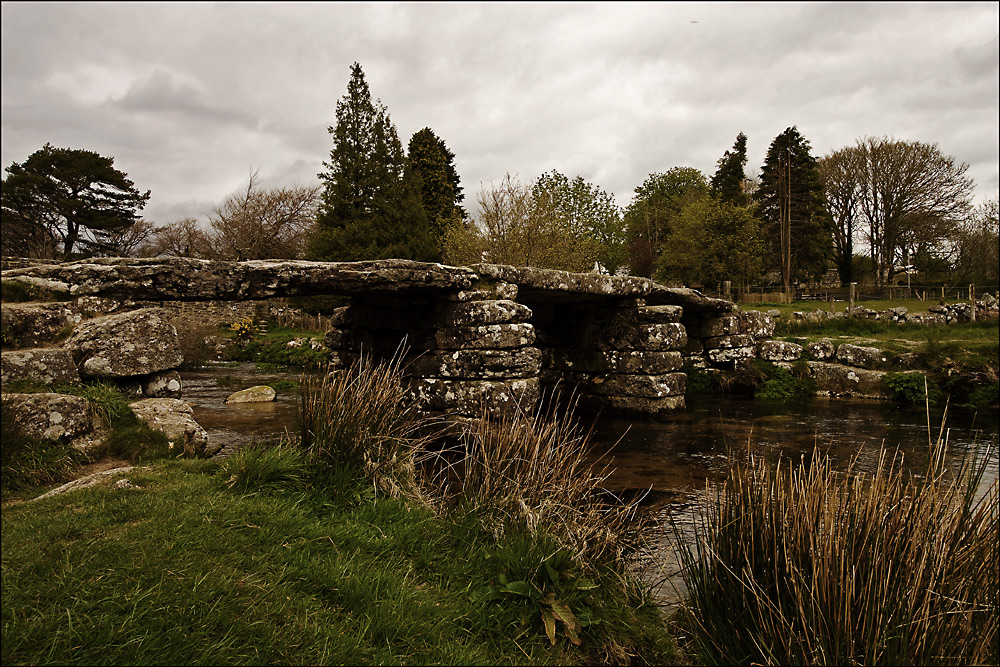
[1,398,84,495]
[444,402,650,568]
[299,352,437,500]
[673,427,999,666]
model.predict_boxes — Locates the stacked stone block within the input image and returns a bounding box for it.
[534,299,688,416]
[683,308,775,369]
[323,283,541,419]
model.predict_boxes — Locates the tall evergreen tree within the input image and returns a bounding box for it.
[710,132,749,205]
[754,127,830,291]
[310,63,435,262]
[407,127,466,258]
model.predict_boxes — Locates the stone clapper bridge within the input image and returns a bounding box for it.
[4,257,775,423]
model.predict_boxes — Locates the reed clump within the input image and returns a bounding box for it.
[299,353,436,500]
[442,402,650,568]
[674,432,999,666]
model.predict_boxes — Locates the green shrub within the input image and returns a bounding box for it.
[884,371,942,405]
[738,360,816,399]
[683,364,716,395]
[962,382,1000,409]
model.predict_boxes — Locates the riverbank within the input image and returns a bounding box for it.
[1,457,679,665]
[1,356,682,666]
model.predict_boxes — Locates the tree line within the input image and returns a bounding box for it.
[3,62,996,292]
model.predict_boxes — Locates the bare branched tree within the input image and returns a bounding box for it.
[207,171,320,261]
[850,137,974,288]
[139,218,211,258]
[98,218,156,257]
[444,173,595,271]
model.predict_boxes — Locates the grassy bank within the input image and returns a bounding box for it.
[2,458,676,665]
[1,355,679,666]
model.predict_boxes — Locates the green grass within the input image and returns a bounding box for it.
[2,353,681,665]
[227,323,329,369]
[1,458,678,666]
[1,381,178,501]
[765,314,999,409]
[0,399,84,495]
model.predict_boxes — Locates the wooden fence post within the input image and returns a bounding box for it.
[849,282,856,318]
[970,284,976,322]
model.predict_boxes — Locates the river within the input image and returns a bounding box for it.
[180,364,999,612]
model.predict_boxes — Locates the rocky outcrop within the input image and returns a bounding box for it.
[1,348,81,387]
[1,302,81,348]
[1,392,93,443]
[64,308,183,378]
[129,398,216,457]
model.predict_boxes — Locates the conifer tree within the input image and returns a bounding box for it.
[711,132,749,205]
[754,126,830,290]
[310,63,435,262]
[407,127,466,258]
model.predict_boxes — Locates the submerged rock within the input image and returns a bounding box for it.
[224,385,277,404]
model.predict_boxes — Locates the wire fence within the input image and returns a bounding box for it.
[703,284,1000,304]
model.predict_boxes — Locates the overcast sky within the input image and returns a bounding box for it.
[2,1,998,228]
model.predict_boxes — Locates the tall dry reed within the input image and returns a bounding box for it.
[299,352,436,499]
[442,400,651,567]
[674,431,998,666]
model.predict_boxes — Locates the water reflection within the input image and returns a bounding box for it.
[586,395,999,613]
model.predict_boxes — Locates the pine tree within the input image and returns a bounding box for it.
[407,127,466,258]
[710,132,749,205]
[754,127,830,290]
[2,143,150,258]
[310,63,435,262]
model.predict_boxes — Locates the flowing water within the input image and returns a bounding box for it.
[180,365,999,613]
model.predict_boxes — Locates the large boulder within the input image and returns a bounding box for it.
[804,361,889,399]
[1,348,81,387]
[1,392,93,443]
[1,302,82,348]
[129,398,216,457]
[64,308,183,378]
[835,343,888,369]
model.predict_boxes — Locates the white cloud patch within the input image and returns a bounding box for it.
[3,2,997,224]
